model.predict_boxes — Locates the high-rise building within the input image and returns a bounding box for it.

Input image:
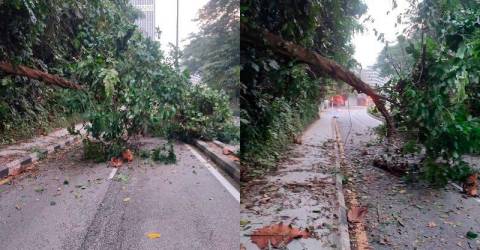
[130,0,156,40]
[355,67,388,87]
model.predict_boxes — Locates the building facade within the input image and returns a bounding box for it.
[130,0,156,40]
[356,68,388,87]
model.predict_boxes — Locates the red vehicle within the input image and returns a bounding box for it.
[331,95,345,106]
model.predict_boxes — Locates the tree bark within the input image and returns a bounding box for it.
[241,24,396,137]
[0,62,83,90]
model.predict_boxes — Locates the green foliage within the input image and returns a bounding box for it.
[367,105,381,118]
[380,1,480,184]
[183,0,240,109]
[83,139,107,162]
[151,143,177,164]
[422,159,474,186]
[31,147,47,160]
[114,173,129,183]
[0,0,234,158]
[0,76,88,144]
[373,36,415,78]
[217,122,240,145]
[466,231,479,240]
[139,149,150,159]
[402,140,420,154]
[372,124,388,139]
[241,65,324,174]
[241,0,366,178]
[171,85,237,142]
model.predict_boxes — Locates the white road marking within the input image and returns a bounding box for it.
[186,144,240,202]
[450,182,462,191]
[108,168,118,180]
[450,182,480,203]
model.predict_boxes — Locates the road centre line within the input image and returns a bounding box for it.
[108,168,118,180]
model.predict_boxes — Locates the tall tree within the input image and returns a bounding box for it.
[182,0,240,109]
[240,0,372,178]
[373,36,414,79]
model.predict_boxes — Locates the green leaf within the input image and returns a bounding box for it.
[466,231,478,240]
[456,43,466,59]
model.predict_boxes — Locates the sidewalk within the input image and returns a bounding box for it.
[240,111,347,249]
[0,124,85,178]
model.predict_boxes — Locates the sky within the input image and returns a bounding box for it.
[155,0,209,53]
[352,0,409,68]
[153,0,408,67]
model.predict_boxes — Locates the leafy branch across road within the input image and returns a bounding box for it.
[377,0,480,185]
[0,0,235,159]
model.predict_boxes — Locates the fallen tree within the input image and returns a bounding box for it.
[241,24,395,137]
[0,62,83,90]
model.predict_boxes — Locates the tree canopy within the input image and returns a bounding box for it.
[182,0,240,110]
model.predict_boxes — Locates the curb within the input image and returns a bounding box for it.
[0,136,80,179]
[332,118,351,250]
[192,139,240,183]
[366,110,385,123]
[212,140,227,149]
[333,117,371,250]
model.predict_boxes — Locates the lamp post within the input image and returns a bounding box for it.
[175,0,179,69]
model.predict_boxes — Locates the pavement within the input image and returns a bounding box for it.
[240,110,346,249]
[335,106,480,249]
[0,123,86,178]
[0,137,239,250]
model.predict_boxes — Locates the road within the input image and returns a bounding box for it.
[0,137,239,250]
[334,106,480,249]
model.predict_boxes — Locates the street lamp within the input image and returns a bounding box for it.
[175,0,179,69]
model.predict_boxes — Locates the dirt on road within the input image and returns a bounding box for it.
[336,107,480,250]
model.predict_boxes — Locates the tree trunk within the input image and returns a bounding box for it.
[241,24,396,137]
[0,62,83,90]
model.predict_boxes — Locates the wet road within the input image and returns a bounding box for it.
[335,106,480,249]
[241,111,342,249]
[0,138,239,250]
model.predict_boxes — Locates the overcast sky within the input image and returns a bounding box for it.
[155,0,209,53]
[154,0,408,67]
[352,0,408,68]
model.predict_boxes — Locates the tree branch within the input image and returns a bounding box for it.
[241,24,396,137]
[0,62,83,90]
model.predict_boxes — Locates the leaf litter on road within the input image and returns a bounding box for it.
[115,173,129,183]
[466,231,478,240]
[122,149,134,162]
[347,206,368,223]
[427,221,437,228]
[146,232,161,239]
[250,222,310,249]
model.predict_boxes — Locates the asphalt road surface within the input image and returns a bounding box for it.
[334,106,480,249]
[0,137,239,250]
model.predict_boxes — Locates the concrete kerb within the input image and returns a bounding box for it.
[332,118,352,250]
[212,140,227,149]
[0,136,81,179]
[366,109,385,123]
[333,117,372,250]
[192,139,240,183]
